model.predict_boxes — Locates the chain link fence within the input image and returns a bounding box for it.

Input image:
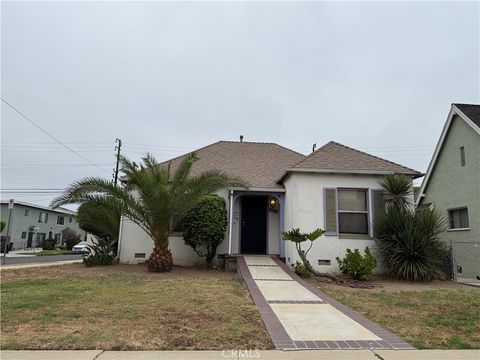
[443,240,480,285]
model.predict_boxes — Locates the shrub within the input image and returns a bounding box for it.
[83,237,116,267]
[183,195,227,267]
[336,247,377,280]
[62,228,81,250]
[42,239,56,250]
[291,261,311,278]
[375,207,447,282]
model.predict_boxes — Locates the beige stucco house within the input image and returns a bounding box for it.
[117,140,421,273]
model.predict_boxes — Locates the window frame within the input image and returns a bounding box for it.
[336,188,370,236]
[38,212,48,223]
[447,207,470,231]
[57,215,65,226]
[21,231,27,239]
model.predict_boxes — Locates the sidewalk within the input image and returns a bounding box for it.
[237,256,412,350]
[0,259,82,270]
[2,350,479,360]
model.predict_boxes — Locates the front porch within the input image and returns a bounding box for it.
[225,190,286,258]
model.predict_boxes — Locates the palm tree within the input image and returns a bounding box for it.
[51,152,244,272]
[77,202,121,245]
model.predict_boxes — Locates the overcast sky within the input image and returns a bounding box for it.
[1,1,479,208]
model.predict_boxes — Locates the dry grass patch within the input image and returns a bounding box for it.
[1,264,272,350]
[309,278,480,349]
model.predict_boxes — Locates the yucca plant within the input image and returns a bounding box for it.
[52,152,243,272]
[378,174,413,211]
[375,175,447,281]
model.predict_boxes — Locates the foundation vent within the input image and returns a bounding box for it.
[134,253,146,259]
[318,259,331,266]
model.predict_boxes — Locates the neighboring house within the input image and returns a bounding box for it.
[416,104,480,243]
[118,140,422,273]
[0,201,85,250]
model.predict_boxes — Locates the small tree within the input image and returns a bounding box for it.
[283,228,338,281]
[0,220,5,233]
[336,247,377,280]
[62,228,81,250]
[183,195,227,267]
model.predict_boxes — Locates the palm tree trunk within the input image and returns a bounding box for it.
[147,245,173,272]
[146,232,173,272]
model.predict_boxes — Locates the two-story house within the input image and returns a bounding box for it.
[0,201,85,249]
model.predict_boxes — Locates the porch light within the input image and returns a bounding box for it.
[269,197,278,209]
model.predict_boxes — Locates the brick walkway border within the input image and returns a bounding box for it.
[237,256,415,350]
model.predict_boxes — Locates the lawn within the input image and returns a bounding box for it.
[309,278,480,350]
[18,249,74,256]
[1,264,272,350]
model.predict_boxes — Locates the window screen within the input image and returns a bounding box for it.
[448,208,469,229]
[338,189,368,234]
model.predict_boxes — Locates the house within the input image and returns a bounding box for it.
[117,140,422,273]
[416,104,480,242]
[0,201,85,250]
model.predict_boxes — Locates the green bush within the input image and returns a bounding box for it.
[83,237,116,267]
[42,239,56,250]
[291,261,311,278]
[62,228,81,250]
[183,195,227,267]
[336,247,377,280]
[375,207,447,282]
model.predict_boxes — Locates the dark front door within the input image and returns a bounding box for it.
[241,196,267,254]
[27,232,34,248]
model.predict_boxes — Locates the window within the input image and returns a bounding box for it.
[57,216,65,225]
[460,146,465,166]
[24,209,29,216]
[54,233,61,242]
[69,217,73,223]
[38,212,48,223]
[448,208,469,229]
[21,231,27,239]
[338,189,369,234]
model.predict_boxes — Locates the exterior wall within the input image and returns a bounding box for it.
[420,115,480,242]
[118,189,282,266]
[0,203,84,249]
[283,172,409,274]
[119,189,230,266]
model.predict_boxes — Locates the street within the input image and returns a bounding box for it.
[1,254,82,265]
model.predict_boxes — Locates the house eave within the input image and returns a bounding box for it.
[277,168,422,183]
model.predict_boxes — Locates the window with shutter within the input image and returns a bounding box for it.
[324,188,337,234]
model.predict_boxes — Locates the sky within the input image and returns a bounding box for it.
[1,1,479,209]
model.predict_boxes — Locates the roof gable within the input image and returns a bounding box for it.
[416,103,480,206]
[453,104,480,131]
[161,141,305,189]
[287,141,422,177]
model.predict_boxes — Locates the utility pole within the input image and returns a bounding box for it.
[113,138,122,185]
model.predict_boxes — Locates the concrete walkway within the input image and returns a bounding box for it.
[2,350,479,360]
[237,256,414,350]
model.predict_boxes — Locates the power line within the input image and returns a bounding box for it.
[1,97,110,174]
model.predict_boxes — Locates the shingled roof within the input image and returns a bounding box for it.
[285,141,422,178]
[453,103,480,129]
[160,141,305,189]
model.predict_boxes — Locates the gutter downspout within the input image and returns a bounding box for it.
[228,189,234,255]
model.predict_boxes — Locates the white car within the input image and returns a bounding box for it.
[72,241,89,254]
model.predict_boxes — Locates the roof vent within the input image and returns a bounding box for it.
[240,135,244,143]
